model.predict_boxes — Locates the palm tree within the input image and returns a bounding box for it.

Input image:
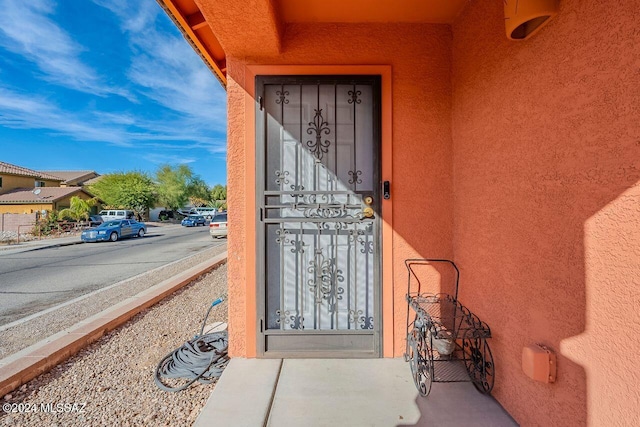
[58,196,98,222]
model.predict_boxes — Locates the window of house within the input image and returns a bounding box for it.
[35,180,45,187]
[0,177,3,188]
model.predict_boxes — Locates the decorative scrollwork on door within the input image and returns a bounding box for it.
[308,250,344,305]
[306,109,331,160]
[275,170,290,186]
[348,89,362,104]
[348,170,362,184]
[275,90,289,104]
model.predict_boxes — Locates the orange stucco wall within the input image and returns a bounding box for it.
[451,0,640,425]
[225,24,454,357]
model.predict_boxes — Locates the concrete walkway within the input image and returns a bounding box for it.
[195,358,518,427]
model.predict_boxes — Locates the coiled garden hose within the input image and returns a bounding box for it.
[154,297,229,392]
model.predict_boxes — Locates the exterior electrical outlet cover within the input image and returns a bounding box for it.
[522,344,557,383]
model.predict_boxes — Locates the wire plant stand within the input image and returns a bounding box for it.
[404,259,495,397]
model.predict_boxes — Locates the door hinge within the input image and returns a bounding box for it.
[259,207,264,221]
[260,318,264,333]
[258,96,264,111]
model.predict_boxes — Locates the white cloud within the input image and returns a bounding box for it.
[0,85,226,155]
[0,0,226,160]
[0,86,132,145]
[91,0,158,33]
[143,153,196,165]
[0,0,134,100]
[93,0,227,131]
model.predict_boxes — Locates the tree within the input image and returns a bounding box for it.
[88,172,156,215]
[156,164,207,211]
[187,177,212,208]
[188,196,209,207]
[188,177,211,201]
[58,196,98,221]
[210,184,227,202]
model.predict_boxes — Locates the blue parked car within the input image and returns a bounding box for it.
[81,219,146,242]
[181,215,206,227]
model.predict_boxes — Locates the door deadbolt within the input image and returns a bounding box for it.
[364,196,374,206]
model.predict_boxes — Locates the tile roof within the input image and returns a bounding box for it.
[39,170,98,184]
[0,161,63,181]
[83,175,103,185]
[0,187,92,204]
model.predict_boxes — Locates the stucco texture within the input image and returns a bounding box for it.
[224,23,454,357]
[452,0,640,425]
[225,64,248,357]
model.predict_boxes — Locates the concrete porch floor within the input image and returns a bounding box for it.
[195,358,518,426]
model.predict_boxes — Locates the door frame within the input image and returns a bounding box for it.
[242,65,394,358]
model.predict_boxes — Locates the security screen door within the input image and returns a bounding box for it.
[256,76,381,357]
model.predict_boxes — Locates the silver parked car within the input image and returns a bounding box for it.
[209,213,227,239]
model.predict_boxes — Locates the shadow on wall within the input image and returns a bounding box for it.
[451,0,640,425]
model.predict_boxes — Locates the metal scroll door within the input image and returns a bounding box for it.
[257,76,381,357]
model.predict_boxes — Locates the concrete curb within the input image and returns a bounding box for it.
[24,240,85,251]
[0,251,228,397]
[0,239,83,253]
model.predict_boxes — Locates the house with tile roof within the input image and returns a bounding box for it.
[0,161,63,195]
[0,162,101,215]
[39,170,100,187]
[0,187,99,214]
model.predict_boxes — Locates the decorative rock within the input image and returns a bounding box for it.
[0,264,227,426]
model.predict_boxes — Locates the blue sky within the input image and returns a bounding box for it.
[0,0,227,186]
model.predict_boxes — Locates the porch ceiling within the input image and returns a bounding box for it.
[276,0,468,24]
[158,0,467,88]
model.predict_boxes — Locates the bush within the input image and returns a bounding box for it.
[32,210,60,236]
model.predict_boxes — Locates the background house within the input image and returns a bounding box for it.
[0,161,101,234]
[39,170,100,187]
[0,187,99,215]
[0,161,62,194]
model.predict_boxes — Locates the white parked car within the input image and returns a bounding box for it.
[98,209,135,221]
[192,207,217,220]
[209,213,227,238]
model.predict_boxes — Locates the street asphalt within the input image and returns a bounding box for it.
[0,223,223,326]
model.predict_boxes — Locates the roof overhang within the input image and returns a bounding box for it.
[156,0,228,87]
[0,188,101,204]
[156,0,469,91]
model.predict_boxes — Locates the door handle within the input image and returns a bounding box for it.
[363,207,374,218]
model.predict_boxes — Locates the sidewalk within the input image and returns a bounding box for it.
[0,234,82,254]
[195,358,517,427]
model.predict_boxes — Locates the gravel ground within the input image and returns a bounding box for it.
[0,263,227,426]
[0,244,226,359]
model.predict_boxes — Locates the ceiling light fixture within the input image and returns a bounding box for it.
[504,0,559,41]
